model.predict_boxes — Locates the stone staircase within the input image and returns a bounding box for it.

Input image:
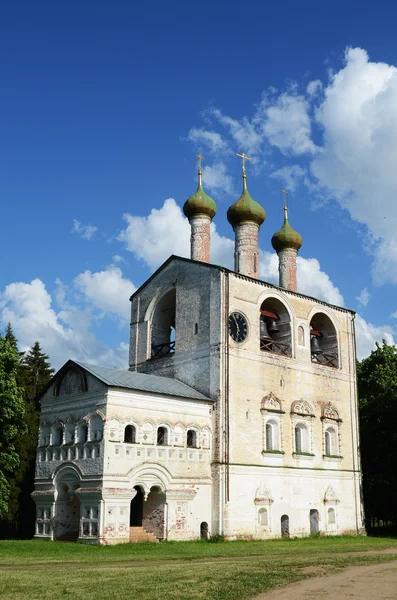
[129,526,159,543]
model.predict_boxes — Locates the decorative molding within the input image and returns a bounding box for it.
[261,393,283,413]
[324,485,339,504]
[254,480,273,506]
[291,400,315,417]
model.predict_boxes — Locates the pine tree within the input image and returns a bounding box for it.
[0,338,26,519]
[4,323,18,350]
[20,342,54,407]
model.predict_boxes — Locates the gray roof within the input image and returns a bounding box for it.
[74,361,211,402]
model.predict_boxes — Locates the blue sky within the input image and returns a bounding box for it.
[1,0,397,367]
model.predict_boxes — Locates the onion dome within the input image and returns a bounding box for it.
[271,206,302,252]
[227,172,266,227]
[183,169,217,220]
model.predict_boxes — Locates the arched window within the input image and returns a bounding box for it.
[90,414,103,441]
[187,429,197,448]
[297,325,305,347]
[260,298,291,357]
[52,426,63,446]
[258,508,268,526]
[324,427,336,456]
[295,423,308,453]
[78,423,88,444]
[124,425,136,444]
[328,507,336,524]
[40,425,50,447]
[157,426,168,446]
[265,420,279,451]
[151,289,176,359]
[310,313,338,368]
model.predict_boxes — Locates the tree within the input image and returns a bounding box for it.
[0,338,26,519]
[3,323,19,350]
[357,340,397,529]
[20,342,54,407]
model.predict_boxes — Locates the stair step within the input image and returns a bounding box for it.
[129,526,159,543]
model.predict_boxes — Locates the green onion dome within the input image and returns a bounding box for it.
[183,170,217,220]
[271,208,302,252]
[227,175,266,227]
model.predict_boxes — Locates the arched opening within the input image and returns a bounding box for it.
[328,507,336,525]
[295,423,308,453]
[40,425,50,447]
[281,514,289,538]
[151,289,176,359]
[200,521,209,540]
[52,426,63,446]
[265,420,279,451]
[124,425,136,444]
[130,486,144,527]
[324,427,337,456]
[310,313,338,368]
[187,429,197,448]
[157,426,168,446]
[54,470,81,541]
[77,423,88,444]
[260,298,291,357]
[142,486,166,540]
[258,508,268,526]
[89,414,103,441]
[310,509,320,534]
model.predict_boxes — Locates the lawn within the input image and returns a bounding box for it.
[1,536,397,600]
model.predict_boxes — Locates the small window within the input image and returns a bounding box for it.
[295,423,308,453]
[78,424,88,444]
[265,422,273,451]
[53,427,63,446]
[328,507,336,524]
[324,427,337,456]
[157,427,167,446]
[194,323,198,335]
[187,429,197,448]
[298,325,305,346]
[258,508,268,526]
[124,425,136,444]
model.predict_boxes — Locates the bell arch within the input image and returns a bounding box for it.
[259,296,292,357]
[150,288,176,359]
[309,310,339,368]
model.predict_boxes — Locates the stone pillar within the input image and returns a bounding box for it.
[278,248,298,292]
[234,222,259,278]
[190,215,211,263]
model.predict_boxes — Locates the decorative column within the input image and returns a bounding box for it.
[183,154,217,263]
[271,191,302,293]
[227,152,266,279]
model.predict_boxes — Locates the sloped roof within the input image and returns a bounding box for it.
[73,361,211,401]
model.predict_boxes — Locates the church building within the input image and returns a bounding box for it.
[32,155,364,543]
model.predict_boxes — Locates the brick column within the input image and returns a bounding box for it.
[190,215,211,263]
[278,248,298,292]
[234,222,260,279]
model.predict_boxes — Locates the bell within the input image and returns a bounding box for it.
[311,335,322,354]
[267,319,280,334]
[260,318,271,339]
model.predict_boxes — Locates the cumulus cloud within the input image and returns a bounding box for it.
[354,314,394,360]
[202,162,235,195]
[270,165,308,193]
[187,128,229,153]
[0,278,129,369]
[72,219,98,240]
[74,266,135,324]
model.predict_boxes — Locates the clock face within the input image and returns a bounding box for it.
[229,312,248,343]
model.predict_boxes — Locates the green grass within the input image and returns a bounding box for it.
[1,536,397,600]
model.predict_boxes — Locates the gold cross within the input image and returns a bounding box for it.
[281,188,288,209]
[196,153,205,171]
[236,152,251,174]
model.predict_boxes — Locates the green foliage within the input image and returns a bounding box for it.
[0,338,26,519]
[357,340,397,527]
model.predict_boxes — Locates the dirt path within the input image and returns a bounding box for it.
[255,560,397,599]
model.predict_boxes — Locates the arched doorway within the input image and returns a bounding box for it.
[54,469,81,541]
[281,514,289,538]
[130,486,144,526]
[142,486,166,539]
[200,522,209,540]
[310,509,320,534]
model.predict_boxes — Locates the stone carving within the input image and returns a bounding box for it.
[324,485,339,503]
[291,400,313,416]
[261,394,281,412]
[322,403,339,421]
[58,369,85,396]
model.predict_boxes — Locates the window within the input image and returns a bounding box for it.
[265,421,279,451]
[124,425,136,444]
[78,424,88,444]
[324,427,337,456]
[258,508,268,526]
[310,312,338,368]
[328,507,336,524]
[187,429,197,448]
[157,427,167,446]
[52,427,63,446]
[297,325,305,346]
[295,423,308,453]
[151,289,176,359]
[260,298,291,357]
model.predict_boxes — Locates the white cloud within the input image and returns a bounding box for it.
[270,165,308,193]
[202,162,235,195]
[72,219,98,240]
[356,287,371,307]
[0,278,129,369]
[210,108,263,158]
[354,314,394,360]
[257,92,317,156]
[307,79,323,98]
[187,128,229,153]
[74,266,135,324]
